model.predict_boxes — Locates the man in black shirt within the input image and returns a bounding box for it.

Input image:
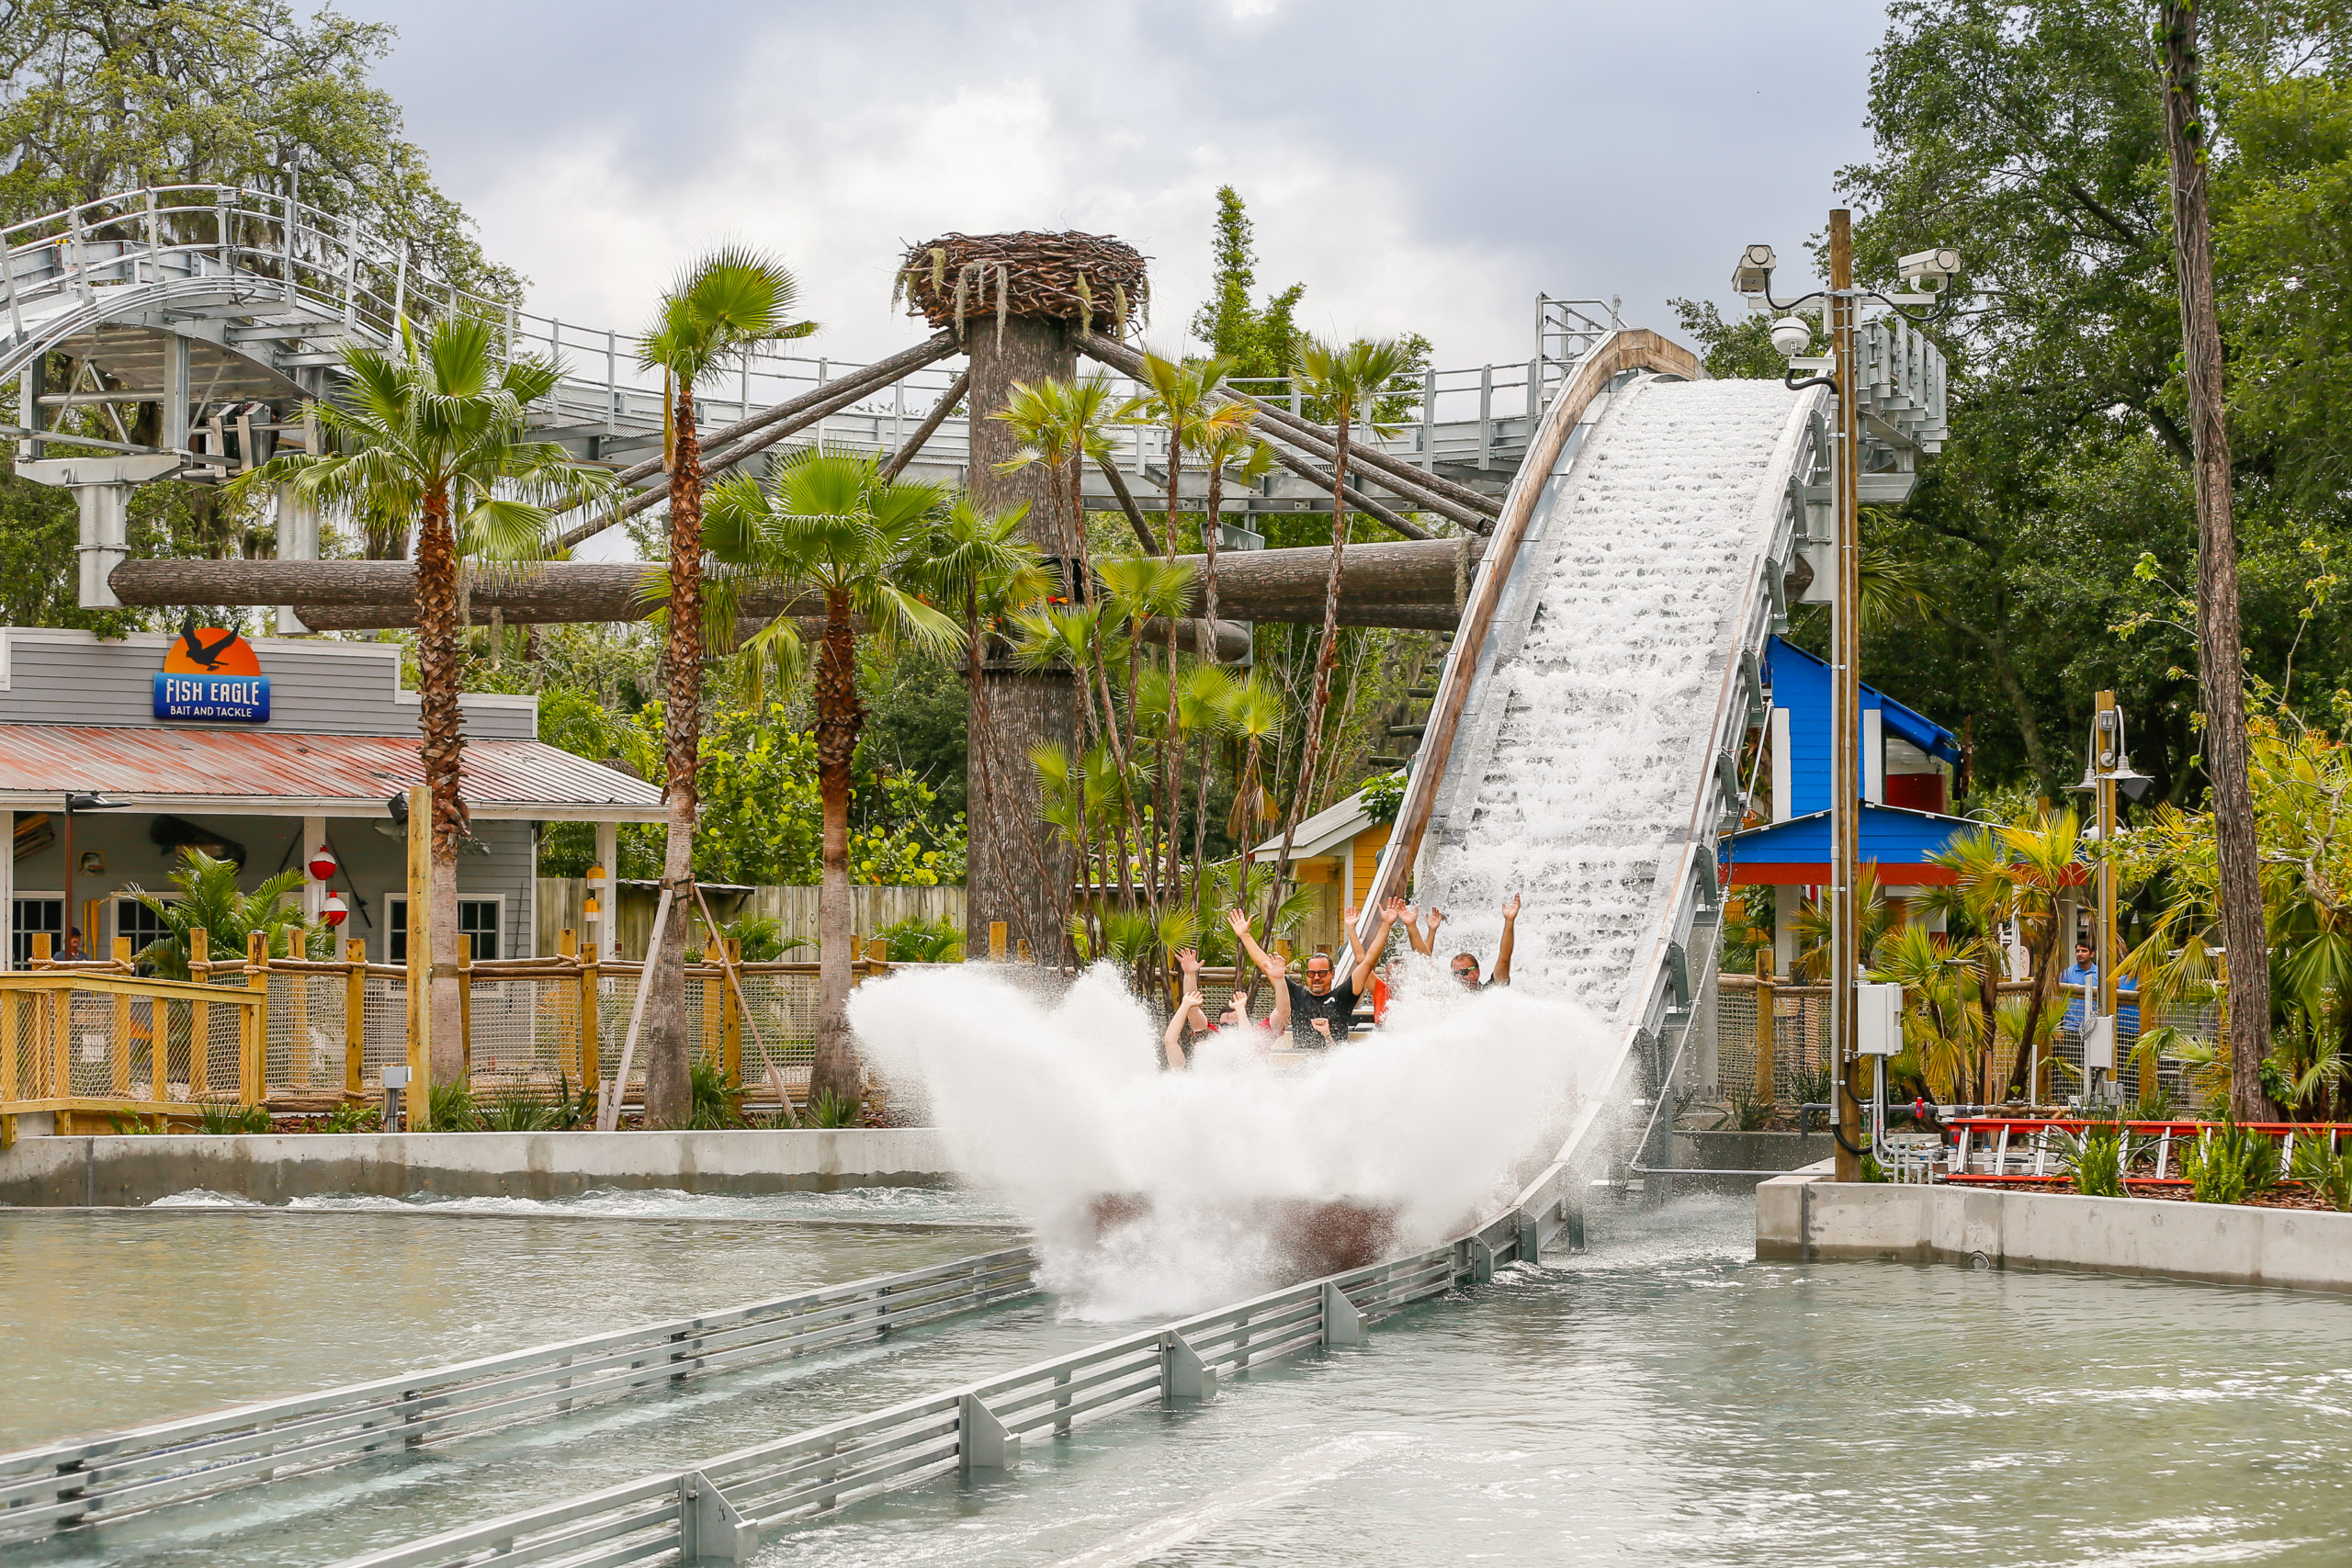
[1227,905,1395,1047]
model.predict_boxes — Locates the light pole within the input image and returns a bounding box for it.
[2072,690,2153,1103]
[1736,219,1958,1178]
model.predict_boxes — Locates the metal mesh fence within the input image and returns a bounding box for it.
[0,978,259,1108]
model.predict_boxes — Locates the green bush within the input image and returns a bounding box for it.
[478,1089,560,1133]
[197,1101,272,1134]
[2291,1137,2352,1212]
[2184,1120,2280,1205]
[807,1089,864,1128]
[690,1058,746,1129]
[321,1101,383,1134]
[874,915,964,964]
[424,1079,480,1133]
[2057,1115,2143,1198]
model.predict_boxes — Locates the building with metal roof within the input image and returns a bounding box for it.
[0,627,662,967]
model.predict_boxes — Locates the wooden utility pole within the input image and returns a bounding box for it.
[1828,210,1864,1181]
[2159,3,2272,1118]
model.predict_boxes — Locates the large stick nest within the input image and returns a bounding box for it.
[894,231,1148,340]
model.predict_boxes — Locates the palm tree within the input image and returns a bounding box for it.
[704,450,962,1105]
[991,371,1131,611]
[1996,808,2084,1097]
[1261,335,1413,919]
[237,316,609,1091]
[1917,824,2029,1102]
[128,849,322,980]
[634,247,813,1127]
[1193,424,1273,660]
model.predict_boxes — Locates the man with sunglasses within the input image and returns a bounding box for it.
[1228,904,1394,1047]
[1414,894,1520,988]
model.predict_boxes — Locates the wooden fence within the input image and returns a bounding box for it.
[535,880,965,962]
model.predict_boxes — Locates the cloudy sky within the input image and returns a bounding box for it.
[341,0,1891,374]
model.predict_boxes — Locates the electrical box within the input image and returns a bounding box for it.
[2080,1013,2116,1073]
[1858,983,1904,1056]
[381,1065,411,1089]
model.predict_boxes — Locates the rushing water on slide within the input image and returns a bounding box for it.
[762,1195,2352,1568]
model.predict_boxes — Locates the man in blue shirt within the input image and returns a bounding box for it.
[2059,939,2140,1037]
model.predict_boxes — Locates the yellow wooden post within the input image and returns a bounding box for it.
[1015,938,1031,964]
[243,931,269,1107]
[402,783,431,1119]
[458,943,474,1081]
[989,920,1007,962]
[189,928,209,1100]
[2,984,18,1107]
[111,936,133,1098]
[30,931,49,966]
[1754,949,1777,1106]
[579,940,601,1101]
[723,937,743,1088]
[344,937,368,1098]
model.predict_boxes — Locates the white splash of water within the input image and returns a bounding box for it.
[850,957,1614,1319]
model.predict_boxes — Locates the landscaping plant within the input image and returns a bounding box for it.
[689,1059,747,1130]
[2057,1113,2146,1198]
[197,1102,272,1135]
[807,1089,864,1129]
[2290,1136,2352,1212]
[424,1078,480,1134]
[2183,1119,2280,1205]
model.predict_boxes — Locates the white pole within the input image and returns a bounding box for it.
[598,884,671,1131]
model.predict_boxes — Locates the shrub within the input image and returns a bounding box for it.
[2290,1137,2352,1212]
[808,1089,864,1128]
[874,915,964,964]
[424,1078,480,1133]
[321,1101,383,1134]
[197,1101,272,1134]
[2057,1114,2143,1198]
[2184,1120,2279,1205]
[478,1089,560,1133]
[690,1058,746,1130]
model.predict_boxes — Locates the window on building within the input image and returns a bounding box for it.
[115,897,175,962]
[388,897,501,963]
[11,897,62,968]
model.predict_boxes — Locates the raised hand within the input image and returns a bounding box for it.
[1176,946,1200,975]
[1343,902,1359,925]
[1226,908,1250,938]
[1427,906,1446,931]
[1380,896,1408,923]
[1502,893,1521,921]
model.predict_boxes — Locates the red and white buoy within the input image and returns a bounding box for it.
[322,890,348,928]
[309,844,338,883]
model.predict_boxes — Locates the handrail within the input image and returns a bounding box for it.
[1352,328,1704,946]
[330,1232,1474,1568]
[0,1245,1039,1540]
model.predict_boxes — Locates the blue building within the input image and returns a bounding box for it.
[1720,637,1973,974]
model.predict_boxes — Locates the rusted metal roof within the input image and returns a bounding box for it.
[0,725,667,821]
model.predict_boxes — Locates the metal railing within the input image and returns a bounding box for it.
[4,182,1582,485]
[0,1246,1037,1541]
[332,1229,1500,1568]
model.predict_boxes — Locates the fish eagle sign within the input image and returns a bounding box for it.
[154,621,270,723]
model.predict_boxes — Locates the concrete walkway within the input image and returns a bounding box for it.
[1757,1164,2352,1293]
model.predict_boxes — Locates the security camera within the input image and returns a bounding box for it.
[1769,317,1813,357]
[1897,247,1962,291]
[1732,243,1777,297]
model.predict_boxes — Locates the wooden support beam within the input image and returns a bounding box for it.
[879,367,970,481]
[110,536,1481,627]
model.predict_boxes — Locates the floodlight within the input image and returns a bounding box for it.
[1769,317,1813,357]
[1733,243,1778,296]
[2114,758,2155,802]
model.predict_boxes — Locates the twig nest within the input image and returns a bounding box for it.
[895,231,1148,341]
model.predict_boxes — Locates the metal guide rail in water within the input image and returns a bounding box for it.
[0,1246,1037,1540]
[333,1184,1587,1568]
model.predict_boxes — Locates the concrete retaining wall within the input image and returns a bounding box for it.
[1757,1169,2352,1293]
[0,1128,956,1208]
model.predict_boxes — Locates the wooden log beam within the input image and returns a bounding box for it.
[1094,455,1160,554]
[555,333,963,548]
[879,367,970,481]
[1080,332,1477,532]
[109,538,1479,627]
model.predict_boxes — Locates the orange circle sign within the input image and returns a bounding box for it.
[163,627,262,675]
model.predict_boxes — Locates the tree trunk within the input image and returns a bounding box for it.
[640,380,704,1129]
[1265,412,1352,925]
[966,322,1080,965]
[2160,3,2274,1120]
[412,481,468,1089]
[809,592,863,1105]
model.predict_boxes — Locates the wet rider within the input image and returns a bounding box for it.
[1410,894,1520,988]
[1162,944,1290,1068]
[1230,904,1393,1047]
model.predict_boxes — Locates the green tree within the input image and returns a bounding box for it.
[704,450,961,1105]
[127,849,323,981]
[633,247,813,1128]
[0,0,513,293]
[237,318,605,1088]
[1188,186,1306,385]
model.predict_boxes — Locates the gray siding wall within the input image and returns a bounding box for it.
[0,629,537,739]
[20,809,537,961]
